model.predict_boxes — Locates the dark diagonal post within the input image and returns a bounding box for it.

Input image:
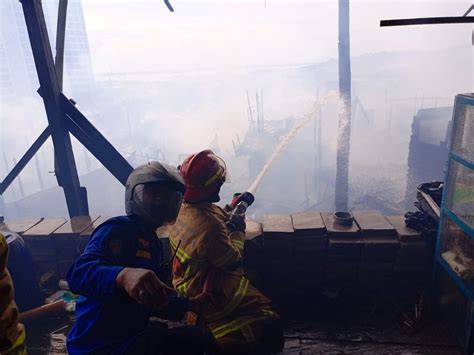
[20,0,88,217]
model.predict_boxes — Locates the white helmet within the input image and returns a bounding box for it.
[125,161,185,226]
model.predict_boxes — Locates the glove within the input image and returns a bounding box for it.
[224,193,242,212]
[224,192,255,212]
[226,213,246,232]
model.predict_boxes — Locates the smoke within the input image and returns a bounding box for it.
[248,91,339,195]
[1,0,471,219]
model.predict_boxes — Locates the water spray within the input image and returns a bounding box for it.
[228,91,339,220]
[247,91,338,196]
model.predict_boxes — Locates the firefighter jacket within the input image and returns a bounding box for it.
[168,202,279,349]
[0,233,26,355]
[66,215,188,354]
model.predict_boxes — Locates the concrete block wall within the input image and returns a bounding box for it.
[1,211,434,296]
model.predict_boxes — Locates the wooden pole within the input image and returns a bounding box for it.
[55,0,68,90]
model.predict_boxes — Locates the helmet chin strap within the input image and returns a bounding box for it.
[208,192,220,203]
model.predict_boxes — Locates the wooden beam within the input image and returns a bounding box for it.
[55,0,68,90]
[0,127,50,195]
[381,16,474,27]
[61,94,133,185]
[20,0,88,217]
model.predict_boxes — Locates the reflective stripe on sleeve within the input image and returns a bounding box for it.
[206,276,249,322]
[231,239,244,251]
[176,265,191,297]
[214,247,239,268]
[210,315,268,340]
[169,237,192,264]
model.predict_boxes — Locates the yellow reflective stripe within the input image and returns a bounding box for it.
[231,240,244,251]
[211,315,268,339]
[176,265,191,296]
[169,237,177,250]
[262,308,278,318]
[177,284,186,297]
[207,277,249,322]
[6,325,26,354]
[214,247,238,268]
[169,237,192,264]
[185,165,224,189]
[241,325,256,344]
[175,248,192,264]
[203,166,224,187]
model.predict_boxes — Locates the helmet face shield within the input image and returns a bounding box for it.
[133,182,183,226]
[215,155,231,184]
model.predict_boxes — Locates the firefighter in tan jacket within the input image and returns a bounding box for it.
[168,150,283,354]
[0,233,26,355]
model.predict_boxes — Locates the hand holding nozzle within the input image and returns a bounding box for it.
[225,192,255,212]
[226,192,255,232]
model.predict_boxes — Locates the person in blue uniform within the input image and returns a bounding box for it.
[1,230,44,311]
[66,161,216,354]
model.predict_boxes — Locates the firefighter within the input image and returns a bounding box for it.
[66,162,216,355]
[0,233,26,355]
[169,150,284,354]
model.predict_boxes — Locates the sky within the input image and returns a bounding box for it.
[80,0,472,74]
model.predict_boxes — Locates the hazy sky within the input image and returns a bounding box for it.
[80,0,472,74]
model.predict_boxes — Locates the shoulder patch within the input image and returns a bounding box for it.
[136,250,151,259]
[108,239,123,258]
[138,238,150,248]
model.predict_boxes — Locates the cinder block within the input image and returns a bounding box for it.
[294,251,326,269]
[263,214,294,265]
[328,238,363,257]
[292,212,327,265]
[353,212,396,238]
[362,237,400,260]
[396,241,430,265]
[291,212,326,237]
[243,220,264,269]
[53,216,99,259]
[293,267,324,287]
[78,216,111,253]
[245,220,263,241]
[23,218,67,255]
[0,217,44,235]
[325,262,358,282]
[263,214,294,234]
[23,218,68,276]
[321,212,360,239]
[386,215,424,242]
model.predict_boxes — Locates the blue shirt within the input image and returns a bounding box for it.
[66,215,187,354]
[4,231,43,311]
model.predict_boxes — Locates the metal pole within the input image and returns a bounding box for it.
[20,0,88,217]
[335,0,351,212]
